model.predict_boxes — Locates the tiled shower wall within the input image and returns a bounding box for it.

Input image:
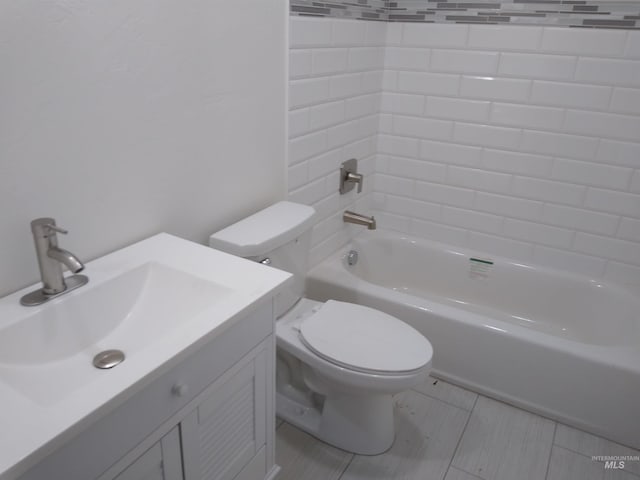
[376,23,640,287]
[288,17,386,266]
[288,16,640,288]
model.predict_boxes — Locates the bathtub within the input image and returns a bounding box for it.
[306,230,640,449]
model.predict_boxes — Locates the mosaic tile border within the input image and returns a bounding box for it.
[290,0,640,28]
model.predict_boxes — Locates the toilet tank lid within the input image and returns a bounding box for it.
[209,201,316,257]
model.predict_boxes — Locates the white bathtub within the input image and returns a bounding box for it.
[307,230,640,449]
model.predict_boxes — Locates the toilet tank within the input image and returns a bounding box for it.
[209,201,316,317]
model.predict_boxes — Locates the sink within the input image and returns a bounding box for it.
[0,262,232,366]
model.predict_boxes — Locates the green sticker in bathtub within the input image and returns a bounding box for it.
[469,257,493,279]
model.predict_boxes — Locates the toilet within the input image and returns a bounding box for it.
[210,201,433,455]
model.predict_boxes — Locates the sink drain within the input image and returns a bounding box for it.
[93,349,125,369]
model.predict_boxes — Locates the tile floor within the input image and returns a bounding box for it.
[275,377,640,480]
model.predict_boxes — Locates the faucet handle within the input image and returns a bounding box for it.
[43,223,68,235]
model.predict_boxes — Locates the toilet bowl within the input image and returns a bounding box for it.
[210,201,433,455]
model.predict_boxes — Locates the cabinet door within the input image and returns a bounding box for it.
[181,347,267,480]
[114,427,183,480]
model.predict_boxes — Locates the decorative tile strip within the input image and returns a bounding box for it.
[290,0,640,28]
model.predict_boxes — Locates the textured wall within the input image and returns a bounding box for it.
[0,1,287,296]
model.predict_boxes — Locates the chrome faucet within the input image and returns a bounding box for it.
[343,211,376,230]
[20,218,89,306]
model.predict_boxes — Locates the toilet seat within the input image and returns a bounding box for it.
[298,300,432,375]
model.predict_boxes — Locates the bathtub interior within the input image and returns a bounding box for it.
[345,232,640,346]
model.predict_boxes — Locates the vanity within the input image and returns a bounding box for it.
[0,234,291,480]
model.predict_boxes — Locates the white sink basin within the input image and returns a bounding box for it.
[0,262,231,366]
[0,233,291,480]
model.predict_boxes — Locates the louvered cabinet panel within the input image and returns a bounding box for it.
[181,347,267,480]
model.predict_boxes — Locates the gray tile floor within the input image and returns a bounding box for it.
[275,377,640,480]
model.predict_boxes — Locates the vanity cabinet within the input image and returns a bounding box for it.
[18,301,277,480]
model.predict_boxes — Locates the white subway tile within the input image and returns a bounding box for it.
[308,148,342,180]
[398,71,461,96]
[311,192,340,219]
[491,103,564,130]
[309,101,345,130]
[365,20,388,46]
[540,27,627,57]
[387,195,441,222]
[467,25,541,52]
[585,188,640,218]
[475,192,543,221]
[551,158,632,190]
[331,19,366,46]
[290,50,312,78]
[443,206,503,234]
[426,97,491,123]
[377,134,420,157]
[574,232,640,265]
[379,112,393,133]
[362,70,384,93]
[345,94,378,120]
[447,165,512,194]
[290,17,332,48]
[385,22,403,46]
[625,31,640,59]
[348,47,385,72]
[467,232,534,261]
[482,149,553,177]
[410,218,469,246]
[420,139,483,167]
[382,70,397,90]
[618,217,640,242]
[610,88,640,115]
[564,110,640,143]
[498,53,576,80]
[329,73,362,99]
[312,48,348,75]
[604,261,640,288]
[381,92,425,115]
[453,123,521,150]
[460,76,530,102]
[402,23,468,48]
[384,47,430,70]
[359,114,379,137]
[503,218,574,249]
[393,115,454,141]
[431,49,499,75]
[288,177,327,205]
[342,137,375,161]
[575,58,640,88]
[373,211,411,233]
[542,204,619,235]
[512,176,586,205]
[531,81,611,110]
[520,130,598,161]
[415,180,476,208]
[375,174,414,196]
[390,157,447,183]
[596,140,640,168]
[290,77,330,108]
[288,161,309,190]
[631,170,640,193]
[327,119,361,148]
[289,108,310,138]
[289,130,327,165]
[532,246,606,279]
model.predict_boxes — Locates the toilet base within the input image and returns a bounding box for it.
[276,389,395,455]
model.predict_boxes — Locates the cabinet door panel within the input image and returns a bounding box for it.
[182,348,267,480]
[114,427,183,480]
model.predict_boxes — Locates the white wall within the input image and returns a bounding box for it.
[288,17,386,266]
[377,24,640,288]
[0,1,287,296]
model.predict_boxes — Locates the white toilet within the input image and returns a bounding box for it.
[210,201,433,455]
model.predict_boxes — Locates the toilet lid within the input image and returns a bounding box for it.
[298,300,432,374]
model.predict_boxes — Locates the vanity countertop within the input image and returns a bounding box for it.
[0,233,291,480]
